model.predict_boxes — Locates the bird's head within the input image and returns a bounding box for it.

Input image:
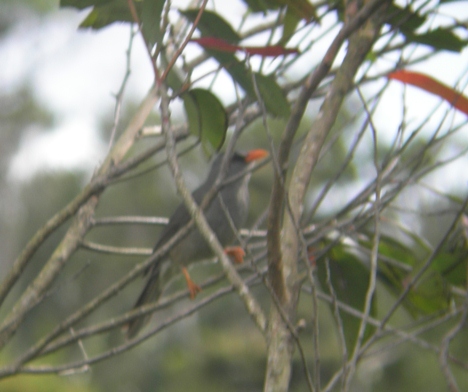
[244,149,269,163]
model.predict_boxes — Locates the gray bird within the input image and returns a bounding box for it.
[125,149,268,338]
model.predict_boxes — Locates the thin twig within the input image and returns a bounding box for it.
[108,26,135,151]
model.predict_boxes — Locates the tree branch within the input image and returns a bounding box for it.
[0,86,159,349]
[264,1,389,390]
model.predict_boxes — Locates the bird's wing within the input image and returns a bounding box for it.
[145,184,213,273]
[125,271,161,339]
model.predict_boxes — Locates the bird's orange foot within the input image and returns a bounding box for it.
[224,246,245,264]
[182,267,202,299]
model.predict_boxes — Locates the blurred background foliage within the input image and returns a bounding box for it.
[1,0,468,391]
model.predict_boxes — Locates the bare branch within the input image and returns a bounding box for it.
[0,86,159,349]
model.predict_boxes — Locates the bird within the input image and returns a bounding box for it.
[125,149,269,338]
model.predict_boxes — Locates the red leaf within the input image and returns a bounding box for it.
[242,45,299,56]
[191,37,298,57]
[388,70,468,116]
[191,37,239,53]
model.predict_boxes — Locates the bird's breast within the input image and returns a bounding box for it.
[235,173,251,220]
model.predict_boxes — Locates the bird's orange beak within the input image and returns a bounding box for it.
[245,149,269,163]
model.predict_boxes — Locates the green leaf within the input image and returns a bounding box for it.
[182,89,228,155]
[210,51,290,117]
[386,4,426,33]
[432,226,468,288]
[432,252,467,287]
[373,235,416,276]
[360,234,456,317]
[316,245,376,352]
[241,0,274,13]
[404,28,465,52]
[182,91,203,153]
[60,0,111,10]
[278,7,300,45]
[281,0,317,22]
[62,0,166,34]
[406,273,450,314]
[241,0,317,21]
[180,9,241,43]
[182,91,200,137]
[141,0,166,49]
[253,73,291,118]
[78,0,135,29]
[160,52,186,92]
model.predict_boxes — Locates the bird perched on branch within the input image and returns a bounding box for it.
[125,149,269,338]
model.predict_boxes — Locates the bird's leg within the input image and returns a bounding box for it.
[224,246,245,264]
[181,267,202,299]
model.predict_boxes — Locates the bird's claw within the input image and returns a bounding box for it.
[182,267,202,299]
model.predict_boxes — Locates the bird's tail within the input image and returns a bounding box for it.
[125,271,162,339]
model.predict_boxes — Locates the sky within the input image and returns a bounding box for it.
[2,1,468,183]
[3,7,152,179]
